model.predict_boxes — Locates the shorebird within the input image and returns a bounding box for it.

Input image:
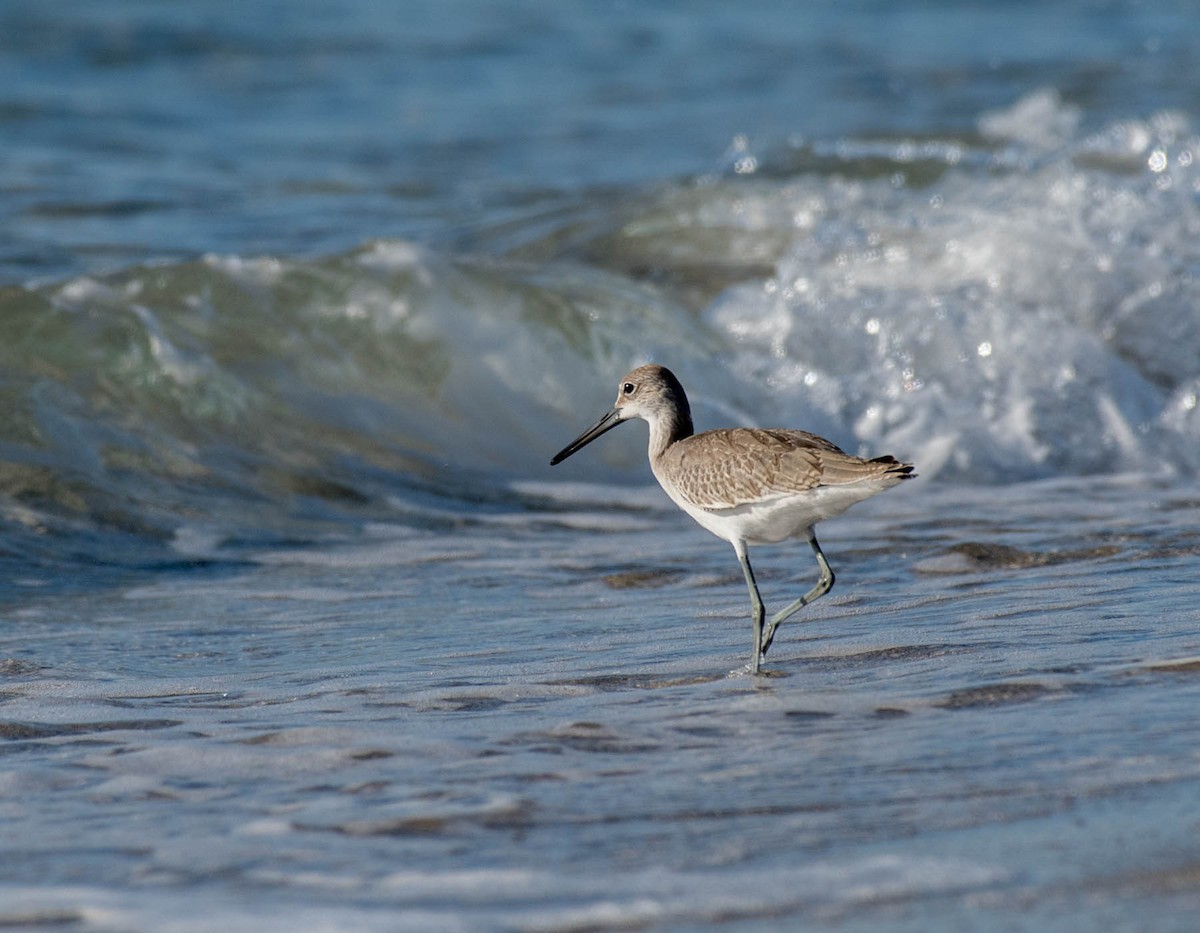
[550,364,915,673]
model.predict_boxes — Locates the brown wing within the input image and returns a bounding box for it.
[660,428,912,510]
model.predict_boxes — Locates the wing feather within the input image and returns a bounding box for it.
[658,428,913,510]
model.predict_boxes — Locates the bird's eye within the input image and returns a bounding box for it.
[622,382,635,395]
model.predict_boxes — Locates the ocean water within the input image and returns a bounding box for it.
[4,1,1200,930]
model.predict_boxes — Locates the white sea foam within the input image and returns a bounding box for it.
[587,92,1200,482]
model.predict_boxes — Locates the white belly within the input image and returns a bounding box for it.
[661,482,887,546]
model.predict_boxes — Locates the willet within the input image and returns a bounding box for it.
[550,364,915,673]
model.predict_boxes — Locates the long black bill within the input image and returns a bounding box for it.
[550,408,625,465]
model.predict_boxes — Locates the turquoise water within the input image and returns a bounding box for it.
[4,2,1200,929]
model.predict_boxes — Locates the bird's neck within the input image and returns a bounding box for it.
[647,407,694,462]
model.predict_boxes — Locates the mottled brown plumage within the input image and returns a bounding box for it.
[659,428,907,510]
[551,364,915,673]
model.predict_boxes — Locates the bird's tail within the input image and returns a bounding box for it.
[868,455,917,480]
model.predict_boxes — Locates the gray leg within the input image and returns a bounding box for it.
[734,541,765,673]
[759,536,835,658]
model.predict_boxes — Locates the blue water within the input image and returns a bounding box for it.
[5,0,1199,280]
[4,2,1200,930]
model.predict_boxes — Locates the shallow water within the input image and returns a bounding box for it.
[5,1,1200,929]
[5,478,1200,930]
